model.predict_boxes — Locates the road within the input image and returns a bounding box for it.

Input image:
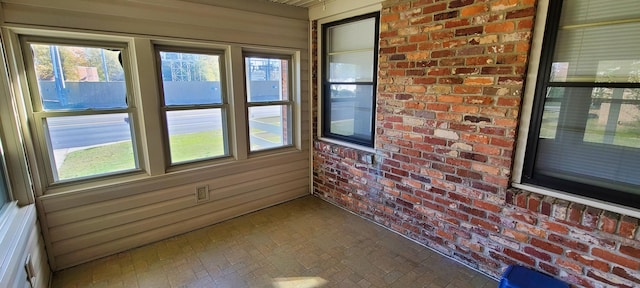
[48,108,281,149]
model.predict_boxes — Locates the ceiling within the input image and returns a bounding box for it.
[267,0,323,8]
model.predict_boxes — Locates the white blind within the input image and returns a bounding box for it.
[551,0,640,82]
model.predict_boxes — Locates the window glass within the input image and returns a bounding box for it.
[31,44,126,110]
[322,13,379,147]
[159,51,222,105]
[46,114,136,180]
[26,42,138,182]
[165,109,225,163]
[158,49,228,164]
[245,56,293,152]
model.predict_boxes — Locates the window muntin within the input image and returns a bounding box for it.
[157,48,228,164]
[322,13,379,147]
[24,40,139,183]
[524,0,640,208]
[244,55,293,152]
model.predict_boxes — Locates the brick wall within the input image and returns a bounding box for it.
[312,0,640,287]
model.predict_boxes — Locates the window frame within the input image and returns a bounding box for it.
[320,12,380,148]
[19,36,143,186]
[154,45,231,166]
[520,0,640,208]
[243,52,295,152]
[0,137,12,215]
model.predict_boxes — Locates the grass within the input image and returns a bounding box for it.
[330,119,354,136]
[169,130,225,163]
[58,130,225,180]
[58,141,136,180]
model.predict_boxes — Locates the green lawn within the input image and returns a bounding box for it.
[58,131,224,180]
[330,119,354,136]
[58,141,136,180]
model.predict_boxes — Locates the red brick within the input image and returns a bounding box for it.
[582,207,601,229]
[422,2,447,14]
[539,262,560,276]
[504,248,535,266]
[548,234,589,252]
[460,4,487,17]
[531,238,563,255]
[599,211,619,234]
[485,22,515,33]
[612,266,640,285]
[568,203,585,224]
[567,251,610,273]
[541,220,569,235]
[587,270,634,288]
[381,13,400,22]
[556,258,582,274]
[506,7,535,19]
[592,248,640,270]
[618,216,638,238]
[620,245,640,259]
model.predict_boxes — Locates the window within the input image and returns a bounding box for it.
[321,13,380,147]
[523,0,640,208]
[156,47,229,164]
[22,39,139,183]
[244,54,293,151]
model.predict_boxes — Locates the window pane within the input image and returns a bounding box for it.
[329,51,374,82]
[583,88,640,147]
[245,57,288,102]
[30,44,126,110]
[561,0,639,28]
[159,51,222,105]
[328,84,373,141]
[47,114,137,181]
[536,86,640,192]
[328,18,376,52]
[552,23,640,82]
[248,105,291,151]
[166,109,226,163]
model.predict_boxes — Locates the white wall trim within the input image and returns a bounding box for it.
[511,0,548,184]
[309,0,382,20]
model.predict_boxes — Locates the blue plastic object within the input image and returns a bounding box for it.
[499,265,569,288]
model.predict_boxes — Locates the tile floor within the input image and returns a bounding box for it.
[51,196,498,288]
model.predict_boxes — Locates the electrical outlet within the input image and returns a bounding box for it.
[195,185,210,203]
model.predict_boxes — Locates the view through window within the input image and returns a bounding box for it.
[245,55,293,151]
[525,0,640,207]
[158,49,228,164]
[27,42,137,182]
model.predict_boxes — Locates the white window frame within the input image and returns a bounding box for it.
[2,26,304,196]
[243,51,296,153]
[155,45,231,165]
[17,35,143,186]
[512,0,640,218]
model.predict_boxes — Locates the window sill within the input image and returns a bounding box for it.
[0,202,37,287]
[317,137,376,154]
[511,182,640,219]
[39,148,305,200]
